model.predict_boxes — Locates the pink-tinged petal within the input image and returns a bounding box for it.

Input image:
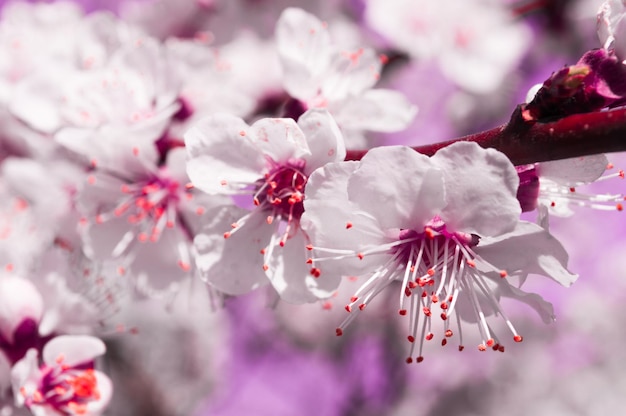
[302,161,392,277]
[537,154,609,186]
[433,142,520,236]
[276,8,331,100]
[185,113,264,194]
[266,229,325,303]
[347,146,444,230]
[11,349,39,406]
[476,221,578,287]
[297,109,345,172]
[85,371,113,416]
[42,335,106,367]
[331,89,418,133]
[321,47,382,101]
[496,284,556,324]
[194,208,273,295]
[81,216,137,261]
[250,117,310,163]
[0,277,44,344]
[0,351,10,393]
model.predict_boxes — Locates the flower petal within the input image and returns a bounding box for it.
[433,142,520,236]
[347,146,444,230]
[0,277,44,344]
[250,117,310,162]
[42,335,106,367]
[194,208,273,296]
[297,109,345,172]
[332,89,418,133]
[476,221,578,287]
[321,47,382,101]
[185,113,265,194]
[496,284,556,324]
[537,154,609,186]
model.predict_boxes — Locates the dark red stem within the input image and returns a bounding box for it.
[345,106,626,165]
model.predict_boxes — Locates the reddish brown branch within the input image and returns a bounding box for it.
[345,106,626,165]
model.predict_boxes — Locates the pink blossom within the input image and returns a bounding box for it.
[186,109,345,303]
[301,142,577,362]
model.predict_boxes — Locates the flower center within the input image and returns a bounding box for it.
[253,160,307,222]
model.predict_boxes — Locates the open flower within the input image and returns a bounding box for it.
[301,142,577,362]
[275,8,417,146]
[11,335,112,416]
[185,109,345,303]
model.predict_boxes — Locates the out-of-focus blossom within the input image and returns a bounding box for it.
[364,0,532,94]
[275,7,417,146]
[11,335,112,416]
[302,143,576,361]
[186,109,345,303]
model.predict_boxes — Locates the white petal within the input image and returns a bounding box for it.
[42,335,106,367]
[85,371,114,416]
[250,117,310,163]
[185,113,264,194]
[194,209,273,295]
[537,154,609,186]
[332,89,417,132]
[476,221,578,287]
[433,142,520,236]
[320,47,382,101]
[276,8,331,100]
[347,146,444,230]
[496,284,556,324]
[297,109,345,172]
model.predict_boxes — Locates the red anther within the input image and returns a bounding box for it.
[185,182,194,189]
[266,216,274,224]
[425,333,434,341]
[322,301,332,310]
[421,290,428,298]
[569,187,576,193]
[486,338,495,347]
[478,344,487,351]
[458,345,465,352]
[87,175,96,185]
[223,231,231,239]
[253,197,260,206]
[445,329,453,337]
[263,264,269,271]
[407,335,415,343]
[177,260,191,272]
[90,158,97,168]
[500,270,508,278]
[117,267,125,276]
[239,130,246,136]
[416,356,424,363]
[440,312,448,321]
[279,240,285,247]
[260,249,266,255]
[431,294,439,303]
[310,267,321,278]
[306,258,314,265]
[607,163,615,169]
[306,244,314,250]
[448,295,453,302]
[166,220,175,228]
[620,169,625,179]
[410,266,415,272]
[492,343,500,351]
[231,223,238,229]
[345,222,353,229]
[440,302,448,310]
[220,180,227,186]
[425,227,435,239]
[422,307,431,316]
[350,296,359,303]
[617,203,623,211]
[358,304,366,311]
[427,268,435,276]
[513,335,523,343]
[271,198,282,205]
[345,305,352,313]
[336,328,343,336]
[379,54,389,64]
[405,287,412,297]
[441,338,447,346]
[406,357,413,364]
[132,147,139,156]
[138,233,148,242]
[398,309,407,316]
[408,281,418,289]
[498,346,505,352]
[269,181,278,189]
[466,259,476,268]
[357,252,364,260]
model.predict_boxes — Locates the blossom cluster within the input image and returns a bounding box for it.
[0,0,625,415]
